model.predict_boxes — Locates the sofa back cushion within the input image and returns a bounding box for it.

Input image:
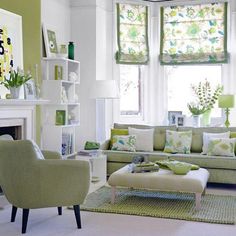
[113,123,177,151]
[178,127,236,153]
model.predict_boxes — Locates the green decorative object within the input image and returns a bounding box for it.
[160,2,228,65]
[54,65,63,80]
[116,3,149,64]
[218,95,235,128]
[81,186,236,224]
[201,109,211,127]
[84,141,100,150]
[68,41,74,60]
[55,110,66,126]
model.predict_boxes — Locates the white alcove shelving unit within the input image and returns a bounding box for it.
[41,58,80,159]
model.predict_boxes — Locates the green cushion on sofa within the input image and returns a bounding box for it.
[110,129,129,149]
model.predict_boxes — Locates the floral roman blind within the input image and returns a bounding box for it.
[160,2,228,65]
[116,3,149,65]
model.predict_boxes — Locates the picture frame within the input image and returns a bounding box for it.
[42,24,58,57]
[24,79,36,100]
[0,9,23,97]
[168,111,182,125]
[55,110,66,126]
[176,115,185,127]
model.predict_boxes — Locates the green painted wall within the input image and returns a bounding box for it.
[0,0,42,143]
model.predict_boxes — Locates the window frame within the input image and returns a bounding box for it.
[113,0,150,124]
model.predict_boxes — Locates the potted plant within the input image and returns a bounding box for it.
[187,79,223,126]
[0,68,32,99]
[187,102,206,127]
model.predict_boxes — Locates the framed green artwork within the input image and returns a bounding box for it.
[55,110,66,126]
[43,24,58,57]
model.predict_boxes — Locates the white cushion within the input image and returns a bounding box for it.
[0,134,14,140]
[207,138,235,157]
[128,127,154,152]
[202,132,230,154]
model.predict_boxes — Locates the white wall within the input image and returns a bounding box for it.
[70,0,113,147]
[41,0,71,44]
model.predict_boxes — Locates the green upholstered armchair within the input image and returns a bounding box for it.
[0,140,90,234]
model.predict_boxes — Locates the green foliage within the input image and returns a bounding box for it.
[187,103,206,115]
[0,69,32,89]
[187,79,223,115]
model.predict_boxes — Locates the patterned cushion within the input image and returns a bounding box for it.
[207,138,235,157]
[164,130,192,154]
[111,135,136,152]
[110,129,129,149]
[202,132,230,154]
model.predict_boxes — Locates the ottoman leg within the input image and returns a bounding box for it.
[111,186,116,204]
[195,193,201,210]
[202,188,206,196]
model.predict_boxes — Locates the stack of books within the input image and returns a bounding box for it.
[61,133,73,155]
[77,150,100,157]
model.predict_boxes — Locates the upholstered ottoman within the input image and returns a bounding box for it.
[108,165,209,210]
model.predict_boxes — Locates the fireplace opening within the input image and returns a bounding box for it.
[0,118,25,194]
[0,126,22,140]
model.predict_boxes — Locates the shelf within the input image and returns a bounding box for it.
[42,57,80,64]
[44,124,80,128]
[45,102,80,106]
[41,57,80,161]
[43,80,79,84]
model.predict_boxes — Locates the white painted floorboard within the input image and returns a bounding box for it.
[0,185,236,236]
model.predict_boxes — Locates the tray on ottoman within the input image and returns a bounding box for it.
[108,164,209,210]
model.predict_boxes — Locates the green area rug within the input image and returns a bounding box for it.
[81,186,236,224]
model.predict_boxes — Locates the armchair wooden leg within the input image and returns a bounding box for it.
[57,207,62,215]
[22,209,29,234]
[11,206,17,222]
[73,205,81,229]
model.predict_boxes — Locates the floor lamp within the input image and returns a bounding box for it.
[90,80,119,142]
[218,95,235,128]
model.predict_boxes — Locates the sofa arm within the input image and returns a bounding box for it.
[41,150,62,160]
[100,139,110,150]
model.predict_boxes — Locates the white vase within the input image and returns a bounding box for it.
[9,87,21,99]
[192,115,200,127]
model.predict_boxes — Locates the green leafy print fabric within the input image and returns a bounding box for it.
[160,2,227,65]
[116,3,149,64]
[111,135,136,152]
[164,130,192,154]
[207,138,235,157]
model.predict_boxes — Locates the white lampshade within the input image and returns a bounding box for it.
[90,80,119,99]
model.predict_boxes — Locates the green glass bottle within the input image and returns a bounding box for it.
[68,42,74,60]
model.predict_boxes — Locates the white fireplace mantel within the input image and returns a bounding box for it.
[0,99,48,141]
[0,99,48,106]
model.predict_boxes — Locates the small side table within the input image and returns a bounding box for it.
[75,154,107,193]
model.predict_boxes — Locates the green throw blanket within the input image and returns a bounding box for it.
[133,162,159,173]
[155,159,199,175]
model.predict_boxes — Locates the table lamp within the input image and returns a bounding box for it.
[218,95,235,128]
[90,80,119,99]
